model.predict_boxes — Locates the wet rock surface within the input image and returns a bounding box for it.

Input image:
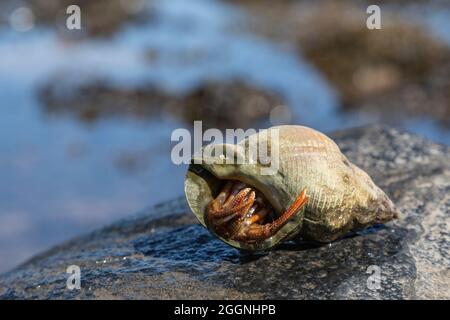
[0,125,449,299]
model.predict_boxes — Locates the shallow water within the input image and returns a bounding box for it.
[0,0,449,272]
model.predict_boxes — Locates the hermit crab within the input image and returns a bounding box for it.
[184,125,398,250]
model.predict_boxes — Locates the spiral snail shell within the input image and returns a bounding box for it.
[184,125,398,251]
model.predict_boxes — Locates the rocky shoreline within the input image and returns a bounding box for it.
[0,125,448,299]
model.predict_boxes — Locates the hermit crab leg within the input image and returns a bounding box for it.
[207,185,255,219]
[209,191,256,227]
[213,181,234,206]
[228,191,256,221]
[222,182,247,205]
[244,207,270,226]
[238,189,308,241]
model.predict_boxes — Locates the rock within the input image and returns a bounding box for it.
[39,77,167,123]
[167,81,284,130]
[39,78,285,129]
[0,125,448,299]
[228,0,450,127]
[293,4,450,126]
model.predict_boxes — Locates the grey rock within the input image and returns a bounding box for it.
[0,125,449,299]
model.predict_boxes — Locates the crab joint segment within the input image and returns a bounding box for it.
[235,189,308,242]
[207,180,308,244]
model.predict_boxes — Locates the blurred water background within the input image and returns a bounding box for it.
[0,0,449,272]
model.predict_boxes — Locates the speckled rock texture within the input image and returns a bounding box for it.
[0,125,448,299]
